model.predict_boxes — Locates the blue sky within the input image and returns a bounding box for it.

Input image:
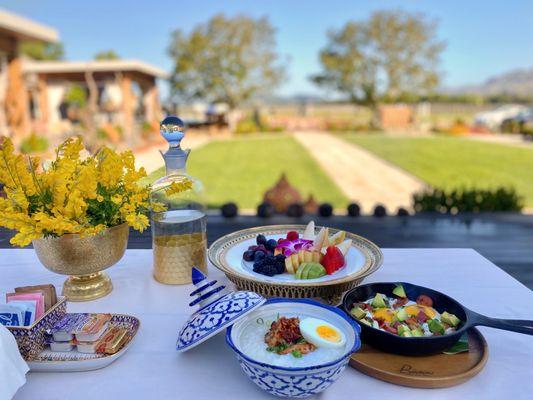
[2,0,532,98]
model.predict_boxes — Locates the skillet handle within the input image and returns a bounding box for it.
[467,310,533,335]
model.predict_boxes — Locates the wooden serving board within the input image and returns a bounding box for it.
[349,328,488,388]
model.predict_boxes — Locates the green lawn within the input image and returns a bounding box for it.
[145,135,347,209]
[344,134,533,207]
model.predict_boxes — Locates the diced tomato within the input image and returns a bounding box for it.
[416,295,434,307]
[416,311,428,323]
[382,324,398,335]
[393,297,408,309]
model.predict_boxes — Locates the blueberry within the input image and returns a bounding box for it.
[243,250,255,262]
[253,251,266,262]
[266,239,278,251]
[256,234,267,245]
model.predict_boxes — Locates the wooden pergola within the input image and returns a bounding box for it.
[0,9,59,138]
[22,60,168,145]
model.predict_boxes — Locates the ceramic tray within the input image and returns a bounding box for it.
[209,225,383,299]
[28,314,140,372]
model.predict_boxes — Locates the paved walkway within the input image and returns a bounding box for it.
[134,134,211,173]
[293,131,426,213]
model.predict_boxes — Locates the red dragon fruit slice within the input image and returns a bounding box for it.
[275,238,314,256]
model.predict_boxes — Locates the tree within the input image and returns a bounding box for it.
[311,10,445,123]
[94,50,120,60]
[20,41,64,60]
[168,14,285,109]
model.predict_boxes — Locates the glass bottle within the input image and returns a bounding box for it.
[150,116,207,284]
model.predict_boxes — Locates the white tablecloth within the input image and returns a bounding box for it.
[1,249,532,400]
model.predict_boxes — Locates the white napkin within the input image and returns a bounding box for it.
[0,324,29,400]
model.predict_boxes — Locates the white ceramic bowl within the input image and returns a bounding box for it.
[226,299,361,398]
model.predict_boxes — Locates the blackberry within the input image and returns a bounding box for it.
[275,254,286,262]
[261,264,278,277]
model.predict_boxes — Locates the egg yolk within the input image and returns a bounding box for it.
[405,305,437,319]
[316,325,341,342]
[373,308,394,323]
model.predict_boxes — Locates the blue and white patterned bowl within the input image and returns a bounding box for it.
[226,298,361,398]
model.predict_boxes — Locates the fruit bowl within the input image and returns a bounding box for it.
[208,225,383,299]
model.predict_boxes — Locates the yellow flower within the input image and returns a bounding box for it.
[0,136,168,246]
[125,213,149,232]
[165,178,193,196]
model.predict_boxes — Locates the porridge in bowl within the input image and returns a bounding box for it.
[233,306,352,368]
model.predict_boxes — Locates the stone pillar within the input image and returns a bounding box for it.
[142,82,160,123]
[119,73,135,145]
[5,56,30,138]
[37,74,49,132]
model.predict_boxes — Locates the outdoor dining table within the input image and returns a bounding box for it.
[2,248,532,400]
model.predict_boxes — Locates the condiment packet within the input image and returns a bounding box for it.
[6,293,45,320]
[5,300,37,326]
[0,304,23,326]
[74,314,112,342]
[77,326,128,354]
[49,341,75,352]
[14,284,57,311]
[50,313,90,342]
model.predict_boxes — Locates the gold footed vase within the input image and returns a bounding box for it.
[32,223,129,302]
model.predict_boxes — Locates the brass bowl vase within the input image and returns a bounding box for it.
[32,224,129,302]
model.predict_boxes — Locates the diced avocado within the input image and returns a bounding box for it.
[428,319,445,335]
[397,324,411,337]
[401,329,413,337]
[441,312,461,327]
[392,284,407,298]
[371,293,387,308]
[359,319,372,326]
[411,327,424,337]
[396,308,408,322]
[306,262,326,279]
[350,307,366,320]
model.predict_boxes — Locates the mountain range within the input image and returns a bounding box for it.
[447,67,533,96]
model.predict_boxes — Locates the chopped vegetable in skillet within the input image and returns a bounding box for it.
[350,284,461,337]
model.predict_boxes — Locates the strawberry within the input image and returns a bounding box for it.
[320,246,345,275]
[286,231,299,241]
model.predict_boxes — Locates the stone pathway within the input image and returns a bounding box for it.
[134,134,211,173]
[293,131,426,213]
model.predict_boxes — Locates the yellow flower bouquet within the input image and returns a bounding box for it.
[0,136,189,247]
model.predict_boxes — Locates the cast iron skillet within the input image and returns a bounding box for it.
[342,282,533,356]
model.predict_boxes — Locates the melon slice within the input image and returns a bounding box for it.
[329,230,346,246]
[336,239,352,256]
[302,221,315,240]
[313,227,328,250]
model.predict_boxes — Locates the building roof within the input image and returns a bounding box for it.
[22,59,169,79]
[0,9,59,42]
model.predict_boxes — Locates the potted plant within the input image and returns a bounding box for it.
[0,137,186,301]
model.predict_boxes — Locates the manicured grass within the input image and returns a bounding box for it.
[145,135,347,209]
[344,134,533,207]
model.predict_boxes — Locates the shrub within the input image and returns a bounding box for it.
[20,133,49,154]
[413,187,523,213]
[234,118,285,134]
[65,85,87,107]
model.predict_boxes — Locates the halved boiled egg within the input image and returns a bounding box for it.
[299,318,346,349]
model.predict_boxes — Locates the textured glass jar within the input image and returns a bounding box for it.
[150,116,207,284]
